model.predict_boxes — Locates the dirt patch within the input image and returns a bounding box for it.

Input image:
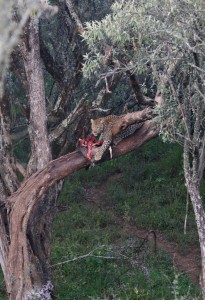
[83,173,201,285]
[126,225,201,285]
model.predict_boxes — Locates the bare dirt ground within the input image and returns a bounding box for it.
[84,173,201,285]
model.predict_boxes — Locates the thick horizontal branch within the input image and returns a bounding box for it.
[111,119,159,157]
[8,118,158,208]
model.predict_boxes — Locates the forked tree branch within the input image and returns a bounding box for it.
[8,117,158,207]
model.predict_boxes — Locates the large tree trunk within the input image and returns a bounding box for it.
[3,16,57,300]
[5,186,60,300]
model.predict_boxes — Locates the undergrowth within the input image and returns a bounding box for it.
[51,138,202,299]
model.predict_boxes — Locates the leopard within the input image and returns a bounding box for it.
[91,115,142,161]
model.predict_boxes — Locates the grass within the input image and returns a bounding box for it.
[51,138,201,299]
[51,204,200,299]
[105,139,199,249]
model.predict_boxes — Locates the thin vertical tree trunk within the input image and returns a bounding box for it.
[21,17,51,174]
[184,140,205,299]
[185,179,205,299]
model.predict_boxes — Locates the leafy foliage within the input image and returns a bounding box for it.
[82,0,205,145]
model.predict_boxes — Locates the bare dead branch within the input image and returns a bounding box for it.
[65,0,84,33]
[49,95,87,142]
[152,59,180,106]
[105,76,112,93]
[92,74,122,108]
[52,252,117,267]
[15,161,26,178]
[89,107,111,113]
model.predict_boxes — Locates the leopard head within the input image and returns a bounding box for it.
[91,118,104,136]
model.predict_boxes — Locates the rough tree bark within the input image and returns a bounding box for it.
[1,16,60,300]
[20,17,51,174]
[184,140,205,300]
